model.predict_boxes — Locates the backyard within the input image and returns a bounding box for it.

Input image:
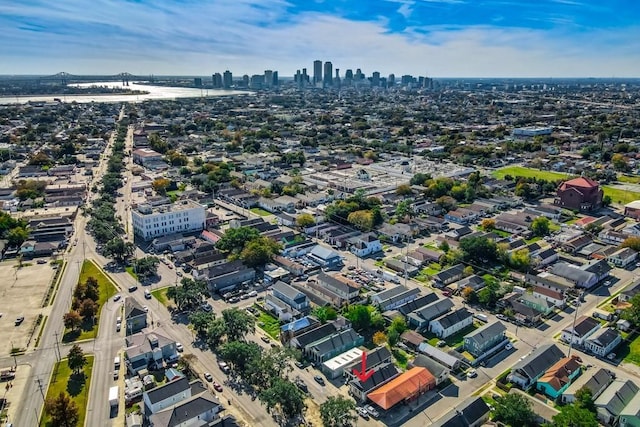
[40,356,94,427]
[250,207,272,217]
[63,260,118,342]
[424,323,479,349]
[621,333,640,366]
[257,310,281,339]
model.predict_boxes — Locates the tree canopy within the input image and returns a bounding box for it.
[320,396,357,427]
[531,216,551,237]
[459,236,498,264]
[493,393,536,427]
[45,392,79,427]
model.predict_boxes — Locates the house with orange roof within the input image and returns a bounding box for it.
[554,176,603,212]
[536,356,582,399]
[367,367,436,411]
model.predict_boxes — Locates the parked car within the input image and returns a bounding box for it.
[261,336,270,343]
[505,343,513,351]
[357,407,370,420]
[213,382,223,392]
[14,316,24,326]
[314,375,325,385]
[113,294,122,302]
[176,342,184,352]
[467,369,477,378]
[364,405,380,418]
[204,372,213,382]
[437,340,446,347]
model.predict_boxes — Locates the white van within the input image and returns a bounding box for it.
[114,356,121,369]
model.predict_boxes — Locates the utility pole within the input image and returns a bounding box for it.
[53,332,61,361]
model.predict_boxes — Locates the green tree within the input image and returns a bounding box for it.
[480,218,496,230]
[347,210,374,231]
[395,184,413,196]
[67,344,87,375]
[387,328,400,347]
[151,177,171,195]
[44,392,79,427]
[612,153,629,171]
[259,378,305,419]
[345,305,372,332]
[205,318,227,349]
[389,317,407,335]
[247,346,300,388]
[103,237,135,262]
[189,310,216,337]
[575,386,596,413]
[216,226,260,254]
[63,311,82,331]
[132,256,160,279]
[312,306,338,323]
[493,392,536,427]
[320,396,357,427]
[219,340,261,373]
[551,403,598,427]
[623,293,640,328]
[296,213,315,229]
[78,298,98,320]
[167,278,207,311]
[240,236,281,267]
[395,200,412,220]
[511,248,531,272]
[6,226,28,247]
[621,236,640,252]
[478,278,501,306]
[222,308,255,341]
[459,236,498,264]
[531,216,551,237]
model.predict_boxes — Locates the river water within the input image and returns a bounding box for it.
[0,81,253,105]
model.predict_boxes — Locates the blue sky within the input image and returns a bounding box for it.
[1,0,639,77]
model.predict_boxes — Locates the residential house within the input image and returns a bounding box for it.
[200,260,255,294]
[608,248,638,268]
[400,330,426,351]
[432,264,465,288]
[270,281,310,312]
[619,393,640,427]
[621,280,640,303]
[585,328,622,357]
[385,258,420,277]
[519,293,555,315]
[344,346,393,382]
[143,377,192,415]
[599,229,629,246]
[562,234,593,254]
[536,356,582,399]
[396,293,439,317]
[406,247,442,266]
[430,396,491,427]
[444,208,477,225]
[148,391,221,427]
[624,200,640,220]
[532,247,559,267]
[533,285,566,309]
[305,328,364,363]
[279,316,320,345]
[551,263,598,289]
[348,363,400,402]
[413,201,442,216]
[417,343,461,370]
[407,298,454,330]
[367,367,436,411]
[289,323,336,350]
[125,329,179,374]
[595,379,639,426]
[316,272,360,303]
[463,321,507,358]
[452,275,485,293]
[307,245,343,268]
[429,308,473,339]
[562,368,615,404]
[125,298,148,335]
[561,316,601,346]
[509,344,565,389]
[371,286,420,311]
[410,354,450,386]
[348,233,382,257]
[555,176,603,211]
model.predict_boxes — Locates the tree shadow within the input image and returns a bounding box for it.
[67,372,86,397]
[62,329,80,343]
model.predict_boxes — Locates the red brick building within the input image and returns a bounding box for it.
[555,177,603,211]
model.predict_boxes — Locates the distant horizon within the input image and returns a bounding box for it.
[2,1,640,77]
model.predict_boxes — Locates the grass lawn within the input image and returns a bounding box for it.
[525,236,542,244]
[619,175,640,184]
[492,229,512,238]
[257,312,281,339]
[423,323,479,349]
[63,260,118,342]
[621,333,640,365]
[423,263,442,276]
[40,356,94,427]
[250,207,272,217]
[602,186,640,206]
[492,166,573,181]
[152,287,170,307]
[392,348,411,369]
[125,266,138,280]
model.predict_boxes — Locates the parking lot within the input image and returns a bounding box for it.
[0,260,56,354]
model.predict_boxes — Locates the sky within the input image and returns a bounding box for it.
[1,0,639,77]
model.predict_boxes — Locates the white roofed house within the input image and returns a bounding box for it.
[607,247,638,268]
[347,233,382,257]
[429,308,473,339]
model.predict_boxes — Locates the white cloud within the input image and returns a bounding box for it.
[0,0,639,77]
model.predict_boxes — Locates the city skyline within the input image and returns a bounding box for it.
[1,0,640,77]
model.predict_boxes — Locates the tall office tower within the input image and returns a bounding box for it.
[223,70,233,88]
[371,72,380,87]
[345,69,353,80]
[401,75,413,85]
[418,76,425,87]
[355,68,364,81]
[388,74,395,87]
[242,75,249,87]
[313,60,322,85]
[212,73,222,88]
[272,71,279,87]
[250,75,265,90]
[264,70,273,88]
[334,69,341,88]
[194,77,203,87]
[301,68,309,88]
[323,61,333,87]
[380,77,387,88]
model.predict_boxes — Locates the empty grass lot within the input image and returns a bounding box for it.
[258,312,281,339]
[40,356,94,427]
[63,260,117,342]
[250,207,272,217]
[622,334,640,366]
